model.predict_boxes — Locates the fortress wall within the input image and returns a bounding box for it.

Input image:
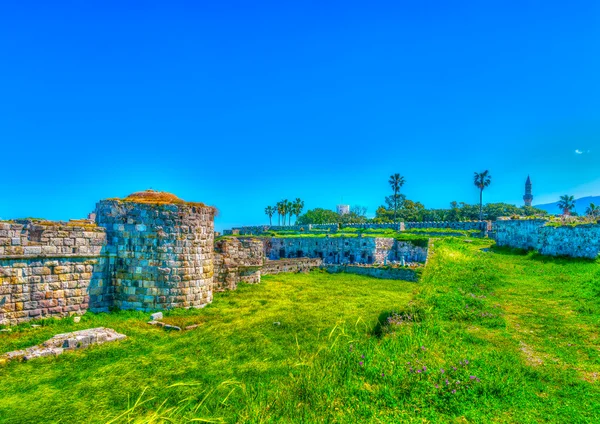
[267,237,427,264]
[95,200,215,311]
[492,220,547,250]
[404,221,489,231]
[214,238,264,290]
[261,258,323,275]
[492,220,600,259]
[0,221,108,326]
[224,221,489,235]
[537,224,600,258]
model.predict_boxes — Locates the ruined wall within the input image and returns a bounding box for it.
[224,221,489,235]
[95,200,215,311]
[342,223,404,230]
[262,258,323,275]
[267,236,427,264]
[492,220,547,250]
[325,265,419,282]
[404,221,489,231]
[0,221,108,326]
[492,220,600,259]
[537,225,600,258]
[214,238,264,290]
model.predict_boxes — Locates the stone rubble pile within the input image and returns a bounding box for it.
[1,327,126,362]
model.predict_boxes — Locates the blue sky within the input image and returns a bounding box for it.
[1,1,599,231]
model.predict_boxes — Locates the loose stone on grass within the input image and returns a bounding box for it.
[1,327,126,363]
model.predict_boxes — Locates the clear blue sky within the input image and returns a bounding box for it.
[1,1,599,231]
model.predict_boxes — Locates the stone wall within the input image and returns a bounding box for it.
[324,265,419,282]
[95,199,215,311]
[404,221,489,231]
[224,221,489,235]
[214,238,264,290]
[0,221,108,326]
[262,258,323,275]
[342,223,404,230]
[492,220,600,259]
[492,220,547,250]
[266,236,427,264]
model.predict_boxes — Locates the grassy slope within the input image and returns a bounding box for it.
[1,239,599,423]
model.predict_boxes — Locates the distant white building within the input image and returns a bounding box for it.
[336,204,350,215]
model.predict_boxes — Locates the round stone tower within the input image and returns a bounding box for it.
[95,190,216,311]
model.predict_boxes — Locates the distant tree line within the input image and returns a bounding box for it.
[273,174,599,226]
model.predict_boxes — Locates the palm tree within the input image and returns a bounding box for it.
[557,195,575,216]
[279,199,289,226]
[292,198,305,224]
[286,199,294,225]
[276,201,285,226]
[586,203,599,219]
[473,171,492,221]
[388,173,405,223]
[264,206,275,225]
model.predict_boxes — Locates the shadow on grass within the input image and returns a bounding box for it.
[488,245,598,264]
[371,308,424,338]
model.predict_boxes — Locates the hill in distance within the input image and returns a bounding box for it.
[535,196,600,215]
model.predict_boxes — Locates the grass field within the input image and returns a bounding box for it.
[1,238,599,423]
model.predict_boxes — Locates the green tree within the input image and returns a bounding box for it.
[388,173,405,223]
[585,202,598,219]
[557,195,575,216]
[276,201,286,226]
[297,208,341,225]
[292,198,305,224]
[264,206,275,225]
[473,171,492,221]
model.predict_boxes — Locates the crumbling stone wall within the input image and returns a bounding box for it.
[492,220,546,250]
[214,238,264,290]
[95,199,215,311]
[492,220,600,259]
[404,221,489,231]
[262,258,323,275]
[0,221,108,326]
[267,236,427,264]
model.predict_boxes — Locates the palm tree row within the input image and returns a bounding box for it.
[265,198,305,226]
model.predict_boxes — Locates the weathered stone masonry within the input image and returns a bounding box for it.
[95,199,215,311]
[267,236,427,264]
[0,221,108,326]
[492,219,600,259]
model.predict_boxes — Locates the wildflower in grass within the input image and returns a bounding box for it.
[435,384,439,388]
[381,373,385,377]
[416,370,421,373]
[361,354,365,359]
[359,361,364,366]
[470,375,476,380]
[445,379,449,385]
[421,346,426,351]
[440,368,445,374]
[422,366,427,372]
[452,366,457,371]
[452,389,456,394]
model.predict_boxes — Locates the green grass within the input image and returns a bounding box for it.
[1,239,600,422]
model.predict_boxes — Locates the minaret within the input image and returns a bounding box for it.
[523,175,533,207]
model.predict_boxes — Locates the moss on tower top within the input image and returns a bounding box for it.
[106,189,217,214]
[125,190,183,204]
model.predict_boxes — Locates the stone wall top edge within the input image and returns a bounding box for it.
[96,199,216,213]
[0,220,104,232]
[0,253,104,260]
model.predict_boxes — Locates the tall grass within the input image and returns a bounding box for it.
[1,238,599,422]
